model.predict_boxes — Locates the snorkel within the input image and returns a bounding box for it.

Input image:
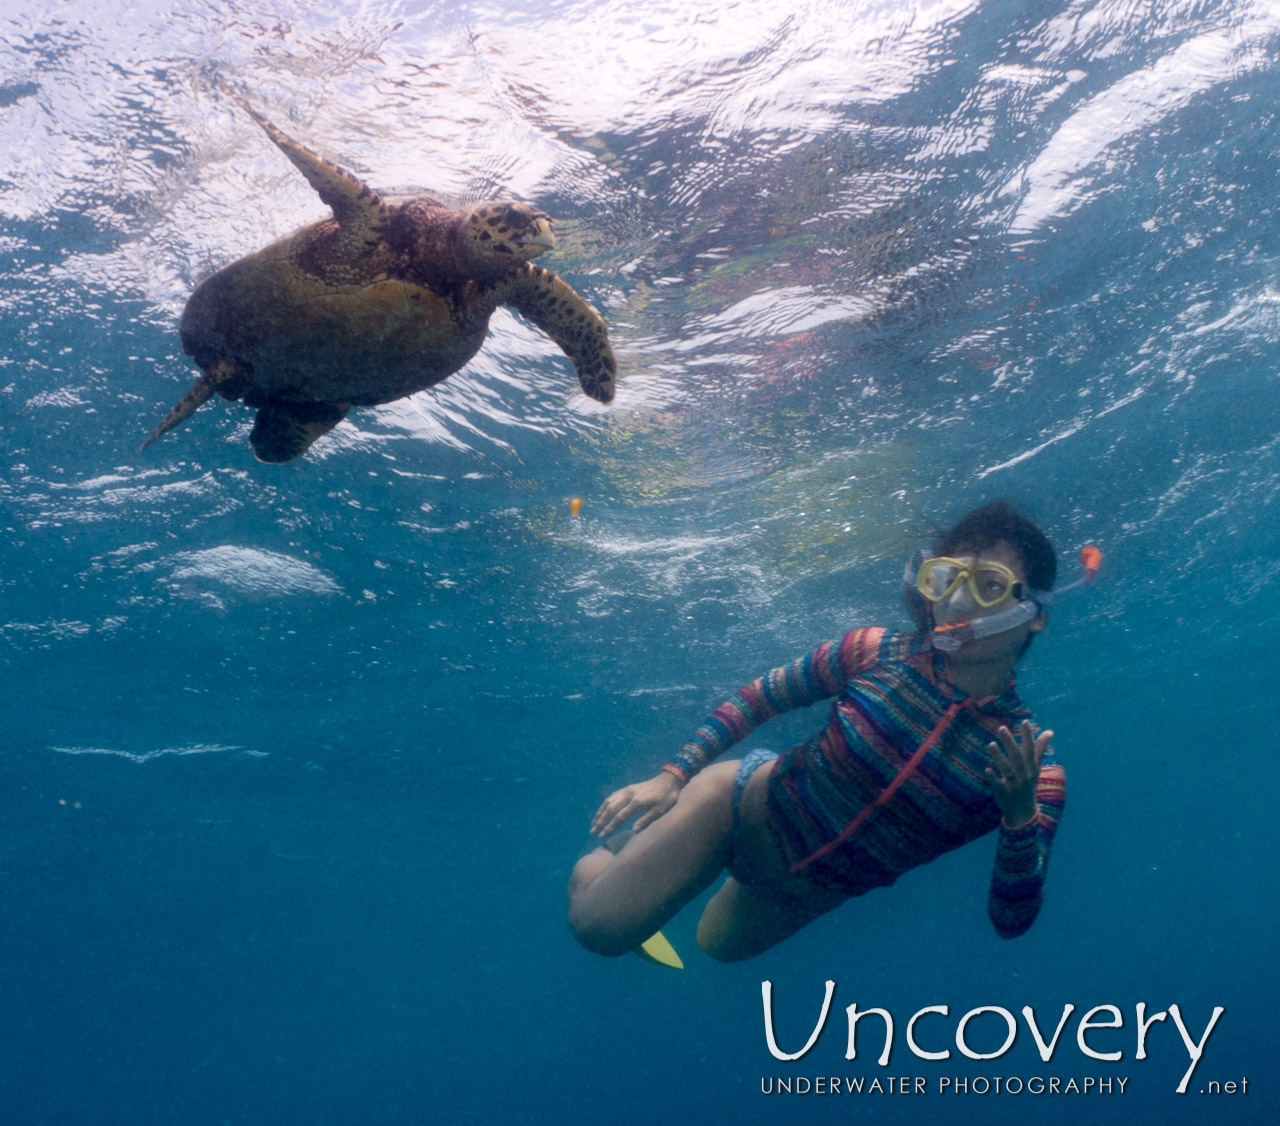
[907,545,1102,652]
[931,598,1042,651]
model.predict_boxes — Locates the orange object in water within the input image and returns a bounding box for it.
[1080,545,1101,576]
[569,497,582,517]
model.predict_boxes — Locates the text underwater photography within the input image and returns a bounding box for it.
[755,981,1253,1104]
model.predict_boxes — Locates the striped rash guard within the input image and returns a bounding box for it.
[665,628,1065,937]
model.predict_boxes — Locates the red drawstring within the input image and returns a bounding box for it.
[789,696,988,874]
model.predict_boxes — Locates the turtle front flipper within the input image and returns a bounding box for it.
[250,400,350,463]
[218,80,389,257]
[502,263,617,403]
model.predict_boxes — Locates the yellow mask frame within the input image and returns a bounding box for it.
[915,557,1023,608]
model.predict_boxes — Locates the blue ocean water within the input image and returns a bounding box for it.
[1,0,1275,1122]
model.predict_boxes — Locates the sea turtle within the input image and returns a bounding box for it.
[140,87,617,463]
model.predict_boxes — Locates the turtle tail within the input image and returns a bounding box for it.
[136,364,237,456]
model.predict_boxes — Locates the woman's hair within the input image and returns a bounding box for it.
[933,500,1057,592]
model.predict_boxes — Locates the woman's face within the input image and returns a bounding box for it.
[930,539,1046,660]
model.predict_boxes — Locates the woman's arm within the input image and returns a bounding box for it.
[987,740,1066,938]
[591,628,884,838]
[664,627,884,781]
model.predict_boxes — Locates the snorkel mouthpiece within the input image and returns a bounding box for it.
[931,599,1039,651]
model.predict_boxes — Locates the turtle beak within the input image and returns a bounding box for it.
[519,215,555,258]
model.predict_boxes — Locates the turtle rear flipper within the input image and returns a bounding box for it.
[137,359,244,455]
[503,263,617,403]
[218,80,389,257]
[250,400,350,463]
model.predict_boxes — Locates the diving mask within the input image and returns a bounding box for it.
[903,545,1101,651]
[915,556,1024,608]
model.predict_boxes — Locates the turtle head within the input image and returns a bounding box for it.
[457,201,555,275]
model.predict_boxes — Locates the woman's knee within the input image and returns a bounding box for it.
[567,762,740,958]
[567,848,610,901]
[567,897,634,957]
[567,852,636,956]
[696,920,750,962]
[694,882,751,961]
[695,877,822,962]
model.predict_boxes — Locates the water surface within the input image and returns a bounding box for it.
[1,1,1275,1122]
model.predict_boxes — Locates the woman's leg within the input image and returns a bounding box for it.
[568,760,738,957]
[695,877,823,962]
[695,764,847,961]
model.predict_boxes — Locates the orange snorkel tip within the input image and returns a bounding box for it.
[1079,544,1101,579]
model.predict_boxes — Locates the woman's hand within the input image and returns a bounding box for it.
[590,771,683,838]
[985,720,1052,830]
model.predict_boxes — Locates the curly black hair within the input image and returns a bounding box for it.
[934,500,1057,593]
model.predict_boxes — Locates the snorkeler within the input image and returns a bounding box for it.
[569,501,1097,963]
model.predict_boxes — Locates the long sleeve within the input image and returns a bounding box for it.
[987,757,1066,938]
[665,627,884,780]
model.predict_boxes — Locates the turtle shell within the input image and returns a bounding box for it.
[179,221,488,407]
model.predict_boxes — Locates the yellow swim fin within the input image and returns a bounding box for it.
[634,929,684,969]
